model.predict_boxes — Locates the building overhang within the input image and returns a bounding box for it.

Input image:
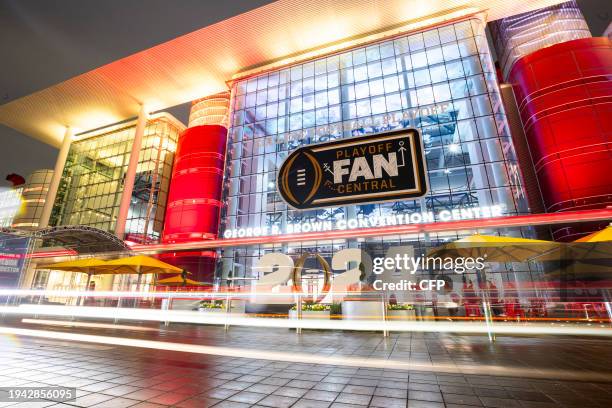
[0,0,566,148]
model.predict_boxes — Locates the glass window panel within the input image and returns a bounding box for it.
[353,65,368,82]
[381,57,398,75]
[257,75,268,90]
[426,47,444,65]
[256,90,267,105]
[393,37,409,54]
[429,65,447,83]
[442,43,461,61]
[303,110,315,128]
[453,98,474,120]
[371,96,386,114]
[369,78,385,96]
[327,55,340,71]
[458,38,478,57]
[449,79,468,99]
[438,25,457,44]
[315,91,328,108]
[416,86,434,105]
[353,48,367,65]
[315,59,327,75]
[302,77,314,94]
[343,102,357,119]
[445,60,465,79]
[411,51,428,69]
[328,71,339,88]
[355,82,370,99]
[328,88,340,105]
[303,62,314,77]
[385,93,402,111]
[408,33,425,51]
[433,83,451,102]
[454,21,473,39]
[316,108,329,125]
[342,84,356,101]
[356,99,371,116]
[279,69,290,84]
[366,45,380,61]
[267,87,279,102]
[383,75,400,93]
[471,94,493,116]
[246,78,258,93]
[467,75,487,96]
[291,66,302,81]
[329,105,341,123]
[413,68,431,87]
[303,94,315,111]
[380,41,395,58]
[339,52,353,69]
[462,56,483,76]
[268,72,279,87]
[290,97,302,113]
[423,30,441,47]
[290,81,302,97]
[245,93,256,108]
[290,114,302,130]
[367,61,382,78]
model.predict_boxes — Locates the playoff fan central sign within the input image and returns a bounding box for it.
[277,129,428,210]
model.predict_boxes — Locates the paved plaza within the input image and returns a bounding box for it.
[1,321,612,407]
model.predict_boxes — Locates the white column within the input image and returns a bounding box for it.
[39,127,73,228]
[115,105,148,239]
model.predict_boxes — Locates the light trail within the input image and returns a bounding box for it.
[2,325,612,382]
[2,304,612,336]
[20,318,165,332]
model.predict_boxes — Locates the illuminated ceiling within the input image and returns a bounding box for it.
[0,0,565,147]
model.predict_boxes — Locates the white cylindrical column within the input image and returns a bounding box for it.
[114,105,148,239]
[38,127,73,228]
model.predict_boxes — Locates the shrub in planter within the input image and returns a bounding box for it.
[288,301,331,319]
[198,300,224,312]
[386,303,416,319]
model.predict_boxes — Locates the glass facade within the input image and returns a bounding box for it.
[51,114,183,243]
[220,17,536,295]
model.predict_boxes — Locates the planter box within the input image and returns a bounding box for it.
[288,310,331,319]
[386,309,416,320]
[197,307,225,313]
[198,300,246,314]
[342,300,384,320]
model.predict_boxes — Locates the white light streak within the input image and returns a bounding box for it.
[1,325,611,382]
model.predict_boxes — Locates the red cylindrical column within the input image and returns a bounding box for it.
[161,124,228,283]
[509,37,612,240]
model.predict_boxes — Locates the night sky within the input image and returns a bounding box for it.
[0,0,610,186]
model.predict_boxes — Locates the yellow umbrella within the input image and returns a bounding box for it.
[156,274,203,287]
[575,225,612,242]
[38,258,114,290]
[105,255,183,290]
[428,234,560,262]
[535,225,612,262]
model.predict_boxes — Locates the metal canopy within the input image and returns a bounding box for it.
[35,226,131,254]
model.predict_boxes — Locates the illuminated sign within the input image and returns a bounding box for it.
[277,129,427,210]
[223,205,504,238]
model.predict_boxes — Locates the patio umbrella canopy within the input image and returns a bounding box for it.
[105,255,183,291]
[105,255,183,274]
[40,258,114,273]
[535,225,612,262]
[38,258,115,291]
[156,274,202,287]
[428,234,561,262]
